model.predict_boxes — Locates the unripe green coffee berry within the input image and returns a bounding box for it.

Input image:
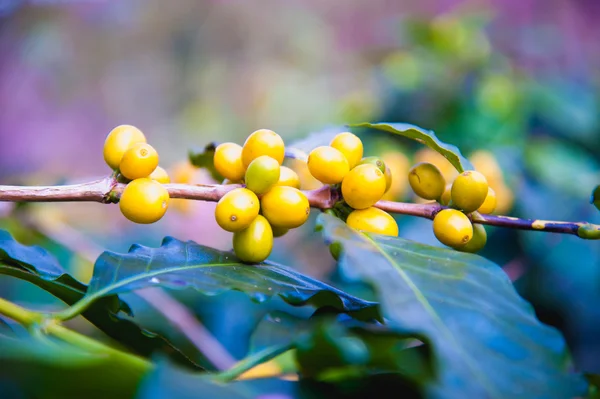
[455,223,487,253]
[432,209,473,247]
[358,156,386,173]
[245,156,280,195]
[232,215,273,263]
[451,170,489,213]
[408,162,446,200]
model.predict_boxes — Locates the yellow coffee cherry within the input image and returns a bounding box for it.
[414,148,458,182]
[215,188,259,232]
[261,186,310,229]
[288,159,323,190]
[384,165,393,193]
[245,156,280,195]
[242,129,285,168]
[119,178,169,224]
[432,209,473,247]
[149,166,170,184]
[440,183,453,206]
[103,125,147,170]
[494,183,514,214]
[451,170,489,213]
[214,142,245,182]
[469,150,504,186]
[233,215,273,263]
[119,143,159,180]
[341,164,387,210]
[408,162,446,200]
[477,187,497,214]
[381,152,410,201]
[307,146,349,184]
[275,166,301,189]
[358,156,386,173]
[346,207,398,236]
[455,223,487,253]
[329,132,363,169]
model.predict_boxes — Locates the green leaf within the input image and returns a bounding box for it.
[592,185,600,211]
[349,122,474,173]
[0,335,148,399]
[59,237,380,322]
[317,214,586,399]
[188,142,223,182]
[0,230,202,370]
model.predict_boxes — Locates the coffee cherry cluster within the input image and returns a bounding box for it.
[408,160,495,253]
[103,125,171,224]
[307,133,398,237]
[213,129,309,263]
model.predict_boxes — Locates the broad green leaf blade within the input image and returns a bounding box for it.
[318,214,586,399]
[0,230,201,370]
[350,122,474,172]
[188,142,223,182]
[67,237,379,322]
[592,185,600,211]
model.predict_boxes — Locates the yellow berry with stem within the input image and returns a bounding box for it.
[346,207,398,236]
[455,223,487,253]
[103,125,147,170]
[432,209,473,247]
[307,146,350,184]
[408,162,446,200]
[215,188,260,232]
[119,178,169,224]
[477,187,497,214]
[233,215,273,263]
[119,143,159,180]
[244,156,280,195]
[150,166,170,184]
[242,129,285,168]
[214,142,245,182]
[341,164,387,210]
[451,170,489,213]
[329,132,363,169]
[275,166,301,189]
[261,186,310,229]
[358,156,386,173]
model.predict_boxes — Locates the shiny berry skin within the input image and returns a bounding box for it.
[149,166,170,184]
[455,223,487,253]
[477,187,497,214]
[232,215,273,263]
[341,164,386,210]
[451,170,489,213]
[215,188,259,232]
[329,132,363,169]
[384,165,392,193]
[432,209,473,247]
[261,186,310,229]
[241,129,285,168]
[307,146,349,184]
[214,142,245,182]
[358,156,386,173]
[408,162,445,200]
[103,125,146,170]
[119,178,169,224]
[275,166,301,189]
[119,143,159,180]
[245,156,280,195]
[440,183,452,206]
[346,207,398,236]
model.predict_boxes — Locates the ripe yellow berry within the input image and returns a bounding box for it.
[275,166,301,189]
[440,183,452,206]
[214,142,245,182]
[381,152,410,201]
[346,207,398,236]
[103,125,147,170]
[341,164,387,210]
[307,146,349,184]
[358,156,386,173]
[261,186,310,229]
[233,215,273,263]
[408,162,446,200]
[451,170,489,213]
[215,188,259,232]
[469,150,503,185]
[433,209,473,247]
[414,148,458,182]
[455,223,487,253]
[329,132,363,169]
[288,159,323,190]
[384,165,392,193]
[242,129,285,168]
[149,166,170,184]
[119,143,159,180]
[119,178,169,224]
[245,156,280,195]
[477,187,497,214]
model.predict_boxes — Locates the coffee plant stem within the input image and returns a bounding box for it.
[0,180,598,239]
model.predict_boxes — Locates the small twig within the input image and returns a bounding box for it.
[0,179,598,239]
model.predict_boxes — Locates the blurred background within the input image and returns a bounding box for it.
[1,0,599,378]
